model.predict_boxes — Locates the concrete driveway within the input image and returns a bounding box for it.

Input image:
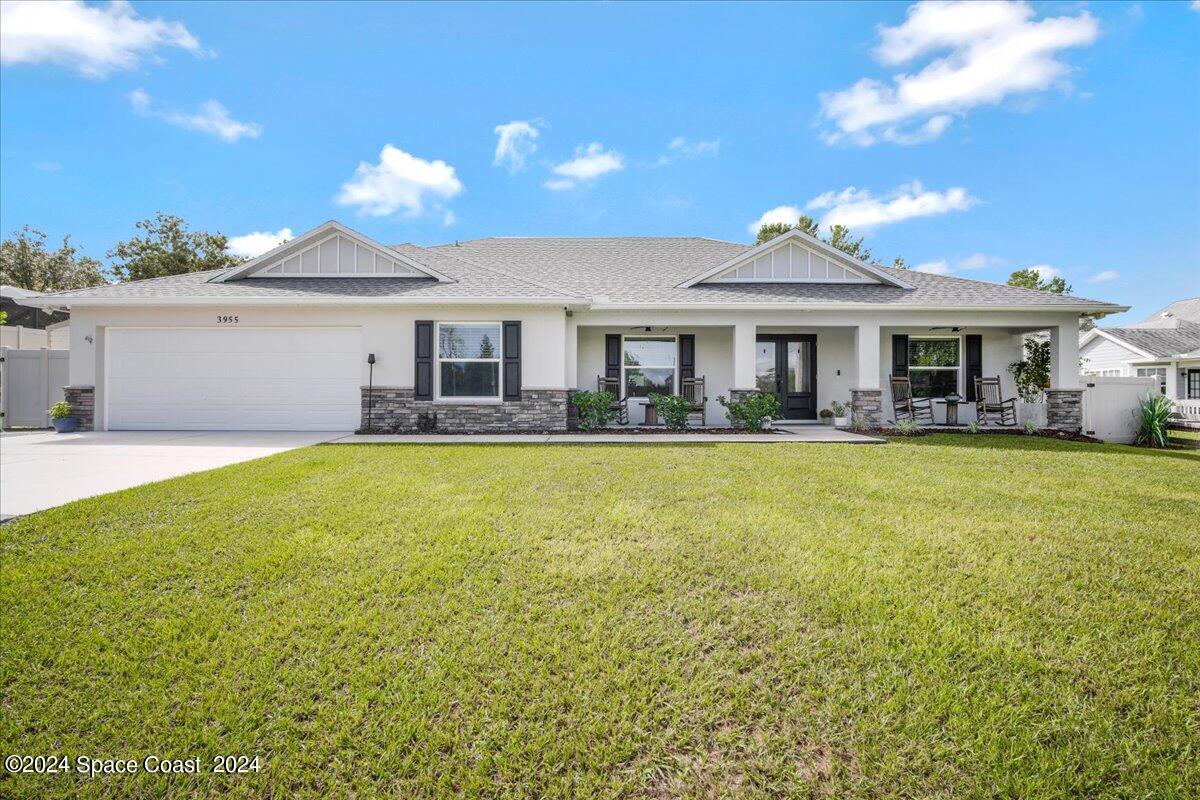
[1,430,346,519]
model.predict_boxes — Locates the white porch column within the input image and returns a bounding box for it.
[1165,362,1180,399]
[854,322,881,390]
[1049,322,1080,389]
[732,321,756,389]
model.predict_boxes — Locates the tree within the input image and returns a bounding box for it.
[1008,338,1051,402]
[0,226,108,292]
[892,256,909,270]
[107,213,243,282]
[754,214,890,265]
[1006,268,1071,295]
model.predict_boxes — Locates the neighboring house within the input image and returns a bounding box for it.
[1080,297,1200,399]
[1,285,70,350]
[23,221,1125,432]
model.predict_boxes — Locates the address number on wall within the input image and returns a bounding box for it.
[217,315,239,324]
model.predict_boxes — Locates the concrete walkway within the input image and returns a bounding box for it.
[1,430,346,519]
[331,426,884,445]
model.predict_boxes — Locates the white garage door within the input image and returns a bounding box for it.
[106,327,362,431]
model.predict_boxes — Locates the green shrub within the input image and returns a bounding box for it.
[966,420,982,434]
[48,401,74,420]
[1023,420,1039,436]
[650,393,692,431]
[718,392,781,432]
[1134,393,1173,448]
[571,390,615,431]
[894,419,922,436]
[819,408,833,420]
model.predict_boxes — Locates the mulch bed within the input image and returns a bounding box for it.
[866,426,1104,444]
[355,426,773,436]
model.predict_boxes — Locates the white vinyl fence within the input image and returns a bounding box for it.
[0,326,51,349]
[1081,376,1159,443]
[0,347,69,428]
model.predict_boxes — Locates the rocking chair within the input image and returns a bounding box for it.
[890,375,935,425]
[597,375,629,425]
[974,376,1017,426]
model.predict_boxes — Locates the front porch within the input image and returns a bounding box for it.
[569,315,1085,430]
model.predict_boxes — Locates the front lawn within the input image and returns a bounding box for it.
[2,437,1197,798]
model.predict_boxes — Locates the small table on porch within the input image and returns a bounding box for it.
[935,396,963,426]
[642,401,659,426]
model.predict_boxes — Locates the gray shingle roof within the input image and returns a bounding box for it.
[1132,297,1200,328]
[1100,321,1200,358]
[31,235,1123,311]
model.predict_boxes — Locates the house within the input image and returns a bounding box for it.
[1080,298,1200,399]
[1,285,70,349]
[23,221,1125,433]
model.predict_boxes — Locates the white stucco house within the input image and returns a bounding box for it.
[24,221,1126,433]
[1080,298,1200,400]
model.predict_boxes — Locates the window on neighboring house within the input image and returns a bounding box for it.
[1084,369,1123,377]
[437,322,501,398]
[908,337,961,398]
[623,336,677,398]
[1136,366,1168,395]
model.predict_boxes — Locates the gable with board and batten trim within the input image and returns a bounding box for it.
[706,240,878,284]
[255,233,426,277]
[213,220,452,283]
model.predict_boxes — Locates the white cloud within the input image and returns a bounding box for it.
[956,252,1002,270]
[32,161,61,172]
[1192,1,1200,11]
[493,119,541,174]
[914,260,952,275]
[546,142,624,189]
[442,209,457,227]
[1086,269,1118,283]
[0,0,203,79]
[226,227,293,259]
[129,89,262,142]
[336,144,464,217]
[746,205,805,235]
[1028,264,1063,281]
[805,181,976,229]
[656,136,720,165]
[820,1,1099,146]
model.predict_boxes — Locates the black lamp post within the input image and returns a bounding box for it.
[366,353,376,431]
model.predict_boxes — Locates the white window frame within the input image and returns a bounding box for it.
[434,321,503,403]
[1136,366,1168,395]
[907,335,963,398]
[621,334,679,400]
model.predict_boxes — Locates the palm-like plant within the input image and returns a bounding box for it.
[1134,393,1174,448]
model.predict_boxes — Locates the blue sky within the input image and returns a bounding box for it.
[1,0,1197,324]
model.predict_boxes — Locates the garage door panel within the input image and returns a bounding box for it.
[107,328,362,431]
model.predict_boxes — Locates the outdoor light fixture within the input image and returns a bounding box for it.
[366,354,377,431]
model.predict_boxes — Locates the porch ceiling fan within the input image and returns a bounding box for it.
[630,325,669,332]
[927,326,963,332]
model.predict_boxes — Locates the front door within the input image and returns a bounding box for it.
[755,335,817,419]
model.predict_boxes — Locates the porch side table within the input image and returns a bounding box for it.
[936,397,962,426]
[642,401,659,426]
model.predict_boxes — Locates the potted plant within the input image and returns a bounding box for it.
[818,408,834,425]
[830,400,850,427]
[48,401,77,433]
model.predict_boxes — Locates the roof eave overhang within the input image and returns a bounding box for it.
[212,220,455,284]
[676,229,914,290]
[584,301,1130,313]
[22,295,585,308]
[1086,327,1158,360]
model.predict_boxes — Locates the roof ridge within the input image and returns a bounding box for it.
[403,243,584,300]
[38,268,232,298]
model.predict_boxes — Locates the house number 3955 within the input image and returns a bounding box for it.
[217,315,239,324]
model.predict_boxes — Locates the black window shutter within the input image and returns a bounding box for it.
[503,321,521,401]
[605,334,621,379]
[414,320,433,400]
[965,334,983,401]
[679,334,696,382]
[891,334,909,378]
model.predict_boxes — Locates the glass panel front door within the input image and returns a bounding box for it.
[755,341,777,394]
[756,335,817,419]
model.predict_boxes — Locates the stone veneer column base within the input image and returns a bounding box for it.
[851,389,883,428]
[726,388,759,428]
[63,385,95,431]
[360,387,569,433]
[1044,388,1084,433]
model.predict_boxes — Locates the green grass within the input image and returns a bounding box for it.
[2,437,1197,799]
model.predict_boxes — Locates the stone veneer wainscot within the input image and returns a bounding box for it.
[63,385,95,431]
[1044,388,1084,433]
[361,387,568,433]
